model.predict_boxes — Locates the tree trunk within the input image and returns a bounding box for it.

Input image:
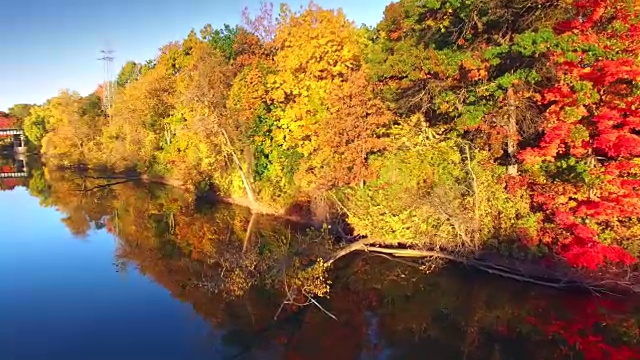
[243,212,257,254]
[506,87,518,176]
[219,126,257,206]
[323,239,629,293]
[465,145,480,246]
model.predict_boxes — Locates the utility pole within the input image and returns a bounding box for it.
[98,49,115,111]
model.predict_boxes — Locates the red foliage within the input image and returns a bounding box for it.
[553,211,636,270]
[554,0,616,34]
[94,84,105,103]
[525,297,640,360]
[518,0,640,269]
[504,174,528,194]
[0,179,21,191]
[0,165,20,191]
[0,111,17,129]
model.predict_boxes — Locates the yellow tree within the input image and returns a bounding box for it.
[265,3,388,192]
[175,39,258,203]
[102,50,176,171]
[37,91,103,165]
[268,3,363,153]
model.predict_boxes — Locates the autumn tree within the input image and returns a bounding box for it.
[173,37,258,202]
[23,106,48,145]
[310,70,391,189]
[518,0,640,269]
[0,112,17,129]
[7,104,35,127]
[243,3,391,204]
[102,45,177,171]
[368,0,572,173]
[116,61,142,88]
[20,91,104,164]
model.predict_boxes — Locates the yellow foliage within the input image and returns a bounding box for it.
[228,64,270,127]
[36,91,105,165]
[102,66,174,170]
[267,4,365,155]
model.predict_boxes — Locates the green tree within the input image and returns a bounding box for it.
[7,103,35,127]
[200,23,239,61]
[367,0,571,172]
[23,106,48,145]
[116,61,142,88]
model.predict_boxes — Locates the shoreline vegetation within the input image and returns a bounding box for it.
[51,163,640,296]
[7,0,640,296]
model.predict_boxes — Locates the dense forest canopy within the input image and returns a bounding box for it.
[11,0,640,288]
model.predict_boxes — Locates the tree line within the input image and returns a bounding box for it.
[13,0,640,279]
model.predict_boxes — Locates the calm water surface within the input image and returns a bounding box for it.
[1,162,640,359]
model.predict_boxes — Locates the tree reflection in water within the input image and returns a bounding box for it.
[0,156,28,191]
[19,169,640,359]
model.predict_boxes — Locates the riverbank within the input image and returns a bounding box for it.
[52,164,640,296]
[61,166,315,221]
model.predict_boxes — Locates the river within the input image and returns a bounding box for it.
[1,160,640,359]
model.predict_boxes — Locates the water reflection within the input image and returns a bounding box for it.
[3,164,640,359]
[0,154,29,190]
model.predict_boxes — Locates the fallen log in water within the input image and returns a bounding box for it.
[325,238,640,295]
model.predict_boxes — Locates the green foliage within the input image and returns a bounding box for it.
[338,126,534,251]
[200,23,239,60]
[7,103,35,127]
[23,107,47,145]
[541,156,594,185]
[365,0,573,174]
[116,61,142,88]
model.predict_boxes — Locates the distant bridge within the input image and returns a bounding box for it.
[0,172,28,179]
[0,128,27,153]
[0,129,24,136]
[0,154,29,179]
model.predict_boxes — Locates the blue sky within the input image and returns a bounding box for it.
[0,0,389,112]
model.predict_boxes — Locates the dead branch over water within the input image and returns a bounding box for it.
[325,238,640,295]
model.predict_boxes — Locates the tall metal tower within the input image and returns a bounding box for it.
[98,49,115,111]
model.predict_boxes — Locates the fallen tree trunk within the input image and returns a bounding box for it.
[325,238,640,295]
[77,174,140,180]
[75,179,136,192]
[326,238,461,266]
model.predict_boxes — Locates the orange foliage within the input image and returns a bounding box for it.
[311,70,391,188]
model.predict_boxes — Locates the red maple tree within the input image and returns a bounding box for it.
[518,0,640,269]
